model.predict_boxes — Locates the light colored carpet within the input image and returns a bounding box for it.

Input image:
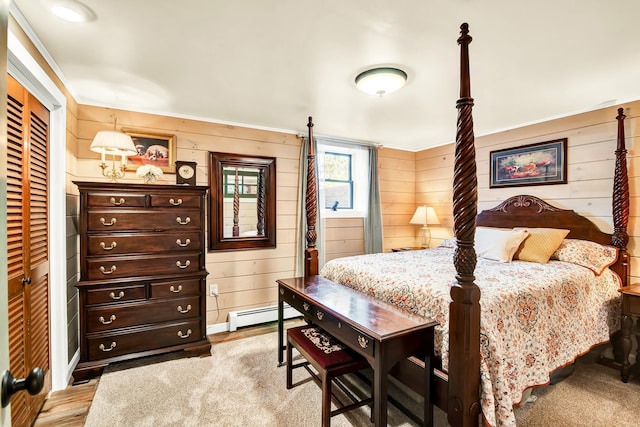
[84,331,640,426]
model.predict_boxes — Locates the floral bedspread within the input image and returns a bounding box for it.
[319,246,621,427]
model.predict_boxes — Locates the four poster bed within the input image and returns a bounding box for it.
[295,23,630,426]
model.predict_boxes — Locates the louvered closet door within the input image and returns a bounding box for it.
[6,74,51,427]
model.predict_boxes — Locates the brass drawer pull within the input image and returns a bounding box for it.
[316,311,324,320]
[303,302,310,312]
[170,285,183,293]
[109,291,125,300]
[100,217,117,226]
[99,342,117,352]
[176,260,191,269]
[358,335,369,349]
[169,198,183,206]
[176,217,191,225]
[98,315,116,325]
[100,241,117,251]
[177,329,192,339]
[176,238,191,247]
[109,197,125,206]
[279,289,284,295]
[99,265,117,275]
[177,304,192,314]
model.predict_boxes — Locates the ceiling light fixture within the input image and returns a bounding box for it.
[50,0,96,23]
[355,67,408,97]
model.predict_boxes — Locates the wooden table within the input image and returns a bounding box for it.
[621,283,640,382]
[277,275,437,426]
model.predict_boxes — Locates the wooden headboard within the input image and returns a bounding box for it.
[477,194,629,287]
[478,195,614,244]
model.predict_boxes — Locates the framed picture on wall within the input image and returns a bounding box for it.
[489,138,567,188]
[123,129,177,173]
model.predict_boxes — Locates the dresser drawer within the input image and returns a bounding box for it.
[311,306,375,357]
[150,193,202,208]
[86,253,202,280]
[87,210,202,232]
[624,294,640,316]
[150,278,202,299]
[87,231,202,255]
[86,295,200,333]
[87,193,146,208]
[85,284,146,306]
[280,284,376,358]
[280,287,307,315]
[87,320,202,360]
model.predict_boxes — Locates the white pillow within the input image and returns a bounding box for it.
[475,227,529,262]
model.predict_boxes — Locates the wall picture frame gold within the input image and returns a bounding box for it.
[123,129,177,173]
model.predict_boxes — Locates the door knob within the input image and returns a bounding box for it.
[1,368,44,407]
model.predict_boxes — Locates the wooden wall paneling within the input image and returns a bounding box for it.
[416,100,640,283]
[360,147,416,251]
[378,167,415,183]
[74,101,640,328]
[76,105,302,330]
[324,217,365,262]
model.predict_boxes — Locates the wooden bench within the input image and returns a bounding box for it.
[286,325,372,426]
[278,275,437,426]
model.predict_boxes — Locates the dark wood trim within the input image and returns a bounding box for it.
[612,108,630,286]
[448,22,481,426]
[305,117,319,275]
[208,152,276,251]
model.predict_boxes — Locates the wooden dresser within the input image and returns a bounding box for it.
[72,181,211,383]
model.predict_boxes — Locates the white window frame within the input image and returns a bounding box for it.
[317,141,369,218]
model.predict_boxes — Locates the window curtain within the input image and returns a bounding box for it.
[365,146,383,254]
[296,136,322,276]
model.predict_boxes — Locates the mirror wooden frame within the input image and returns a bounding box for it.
[208,152,276,251]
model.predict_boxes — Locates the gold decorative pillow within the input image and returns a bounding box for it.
[513,228,570,263]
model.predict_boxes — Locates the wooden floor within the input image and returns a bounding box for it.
[33,320,297,427]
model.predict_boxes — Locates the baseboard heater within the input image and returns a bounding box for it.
[228,303,301,331]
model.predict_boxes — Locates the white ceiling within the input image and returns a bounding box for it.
[12,0,640,151]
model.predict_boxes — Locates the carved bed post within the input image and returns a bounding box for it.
[232,168,240,237]
[448,23,481,427]
[611,108,630,285]
[305,116,319,276]
[257,168,265,236]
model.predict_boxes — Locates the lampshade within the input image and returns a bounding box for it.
[355,67,407,96]
[89,130,137,156]
[409,206,440,226]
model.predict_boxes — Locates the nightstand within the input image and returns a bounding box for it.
[391,247,425,252]
[620,283,640,382]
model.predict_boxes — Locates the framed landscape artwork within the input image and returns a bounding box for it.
[490,138,567,188]
[123,129,177,173]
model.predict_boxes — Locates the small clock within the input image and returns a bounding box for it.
[175,161,197,186]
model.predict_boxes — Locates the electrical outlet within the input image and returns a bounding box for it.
[209,284,219,297]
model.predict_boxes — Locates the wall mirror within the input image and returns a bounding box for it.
[208,152,276,251]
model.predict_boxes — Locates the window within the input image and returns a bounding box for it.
[223,168,259,198]
[323,152,353,209]
[317,142,369,217]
